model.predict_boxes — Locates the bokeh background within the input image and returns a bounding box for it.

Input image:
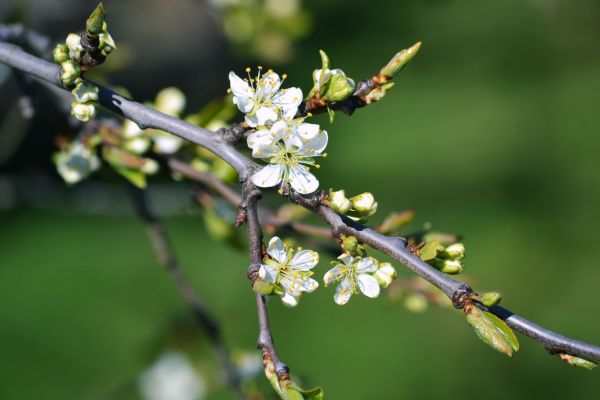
[1,0,600,399]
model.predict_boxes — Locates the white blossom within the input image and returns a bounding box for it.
[55,142,100,184]
[324,254,381,305]
[258,236,319,307]
[249,121,327,194]
[229,68,302,127]
[139,351,206,400]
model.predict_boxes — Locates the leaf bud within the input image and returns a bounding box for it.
[558,354,598,370]
[379,42,421,80]
[321,70,355,102]
[86,3,106,36]
[441,243,465,260]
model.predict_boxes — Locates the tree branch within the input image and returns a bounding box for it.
[3,39,599,364]
[128,186,243,398]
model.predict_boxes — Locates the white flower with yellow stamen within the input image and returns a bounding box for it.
[229,68,302,127]
[54,141,101,185]
[250,121,327,194]
[324,254,381,305]
[246,115,321,151]
[258,236,319,307]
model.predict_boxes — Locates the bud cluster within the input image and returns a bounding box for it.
[418,241,465,275]
[327,189,378,223]
[53,3,116,121]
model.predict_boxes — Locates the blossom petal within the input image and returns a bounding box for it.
[296,122,320,141]
[357,274,380,298]
[246,105,278,127]
[229,71,252,98]
[234,96,254,114]
[323,266,342,286]
[259,72,282,97]
[357,256,378,273]
[337,253,354,266]
[289,165,319,194]
[247,129,278,150]
[273,87,302,119]
[298,130,328,156]
[334,277,353,305]
[266,236,287,264]
[281,291,299,308]
[259,264,279,283]
[251,164,284,188]
[297,278,319,293]
[290,250,319,270]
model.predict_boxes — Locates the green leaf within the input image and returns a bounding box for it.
[484,311,519,352]
[285,385,324,400]
[326,106,335,123]
[558,354,598,370]
[419,240,444,261]
[86,3,106,36]
[112,165,146,188]
[465,305,517,357]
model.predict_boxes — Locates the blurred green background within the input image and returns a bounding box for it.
[1,0,600,398]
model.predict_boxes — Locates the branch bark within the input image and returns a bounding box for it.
[2,39,600,364]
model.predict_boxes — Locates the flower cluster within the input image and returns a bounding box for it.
[255,236,397,307]
[229,68,328,194]
[324,254,396,305]
[52,4,116,122]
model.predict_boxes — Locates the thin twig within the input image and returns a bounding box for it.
[128,186,243,398]
[2,39,600,363]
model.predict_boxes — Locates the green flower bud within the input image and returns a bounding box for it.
[432,258,463,274]
[481,291,502,307]
[321,70,355,102]
[379,42,421,80]
[328,189,351,214]
[374,262,397,288]
[349,192,378,216]
[72,81,99,103]
[53,44,69,64]
[404,293,428,313]
[442,243,465,260]
[253,279,275,296]
[341,235,359,254]
[86,3,106,36]
[70,101,96,122]
[155,87,186,116]
[141,158,159,174]
[65,33,83,61]
[60,60,81,86]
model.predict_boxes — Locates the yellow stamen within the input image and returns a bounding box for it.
[315,164,321,169]
[245,67,251,72]
[282,73,288,79]
[307,112,313,117]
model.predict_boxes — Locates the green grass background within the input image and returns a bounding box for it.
[2,0,600,398]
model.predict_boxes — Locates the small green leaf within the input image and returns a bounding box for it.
[465,305,516,357]
[419,241,444,261]
[86,3,106,36]
[484,311,519,352]
[559,354,598,370]
[285,384,324,400]
[112,165,146,188]
[326,106,335,123]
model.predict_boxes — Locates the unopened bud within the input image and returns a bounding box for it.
[53,44,69,64]
[86,3,106,36]
[432,258,463,274]
[70,101,96,122]
[442,243,465,260]
[253,279,275,296]
[60,60,81,86]
[341,235,359,254]
[481,292,502,307]
[65,33,83,61]
[374,262,397,288]
[72,81,99,103]
[559,354,598,370]
[321,70,355,102]
[379,42,421,80]
[349,192,378,216]
[141,158,159,174]
[328,189,351,214]
[155,87,186,116]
